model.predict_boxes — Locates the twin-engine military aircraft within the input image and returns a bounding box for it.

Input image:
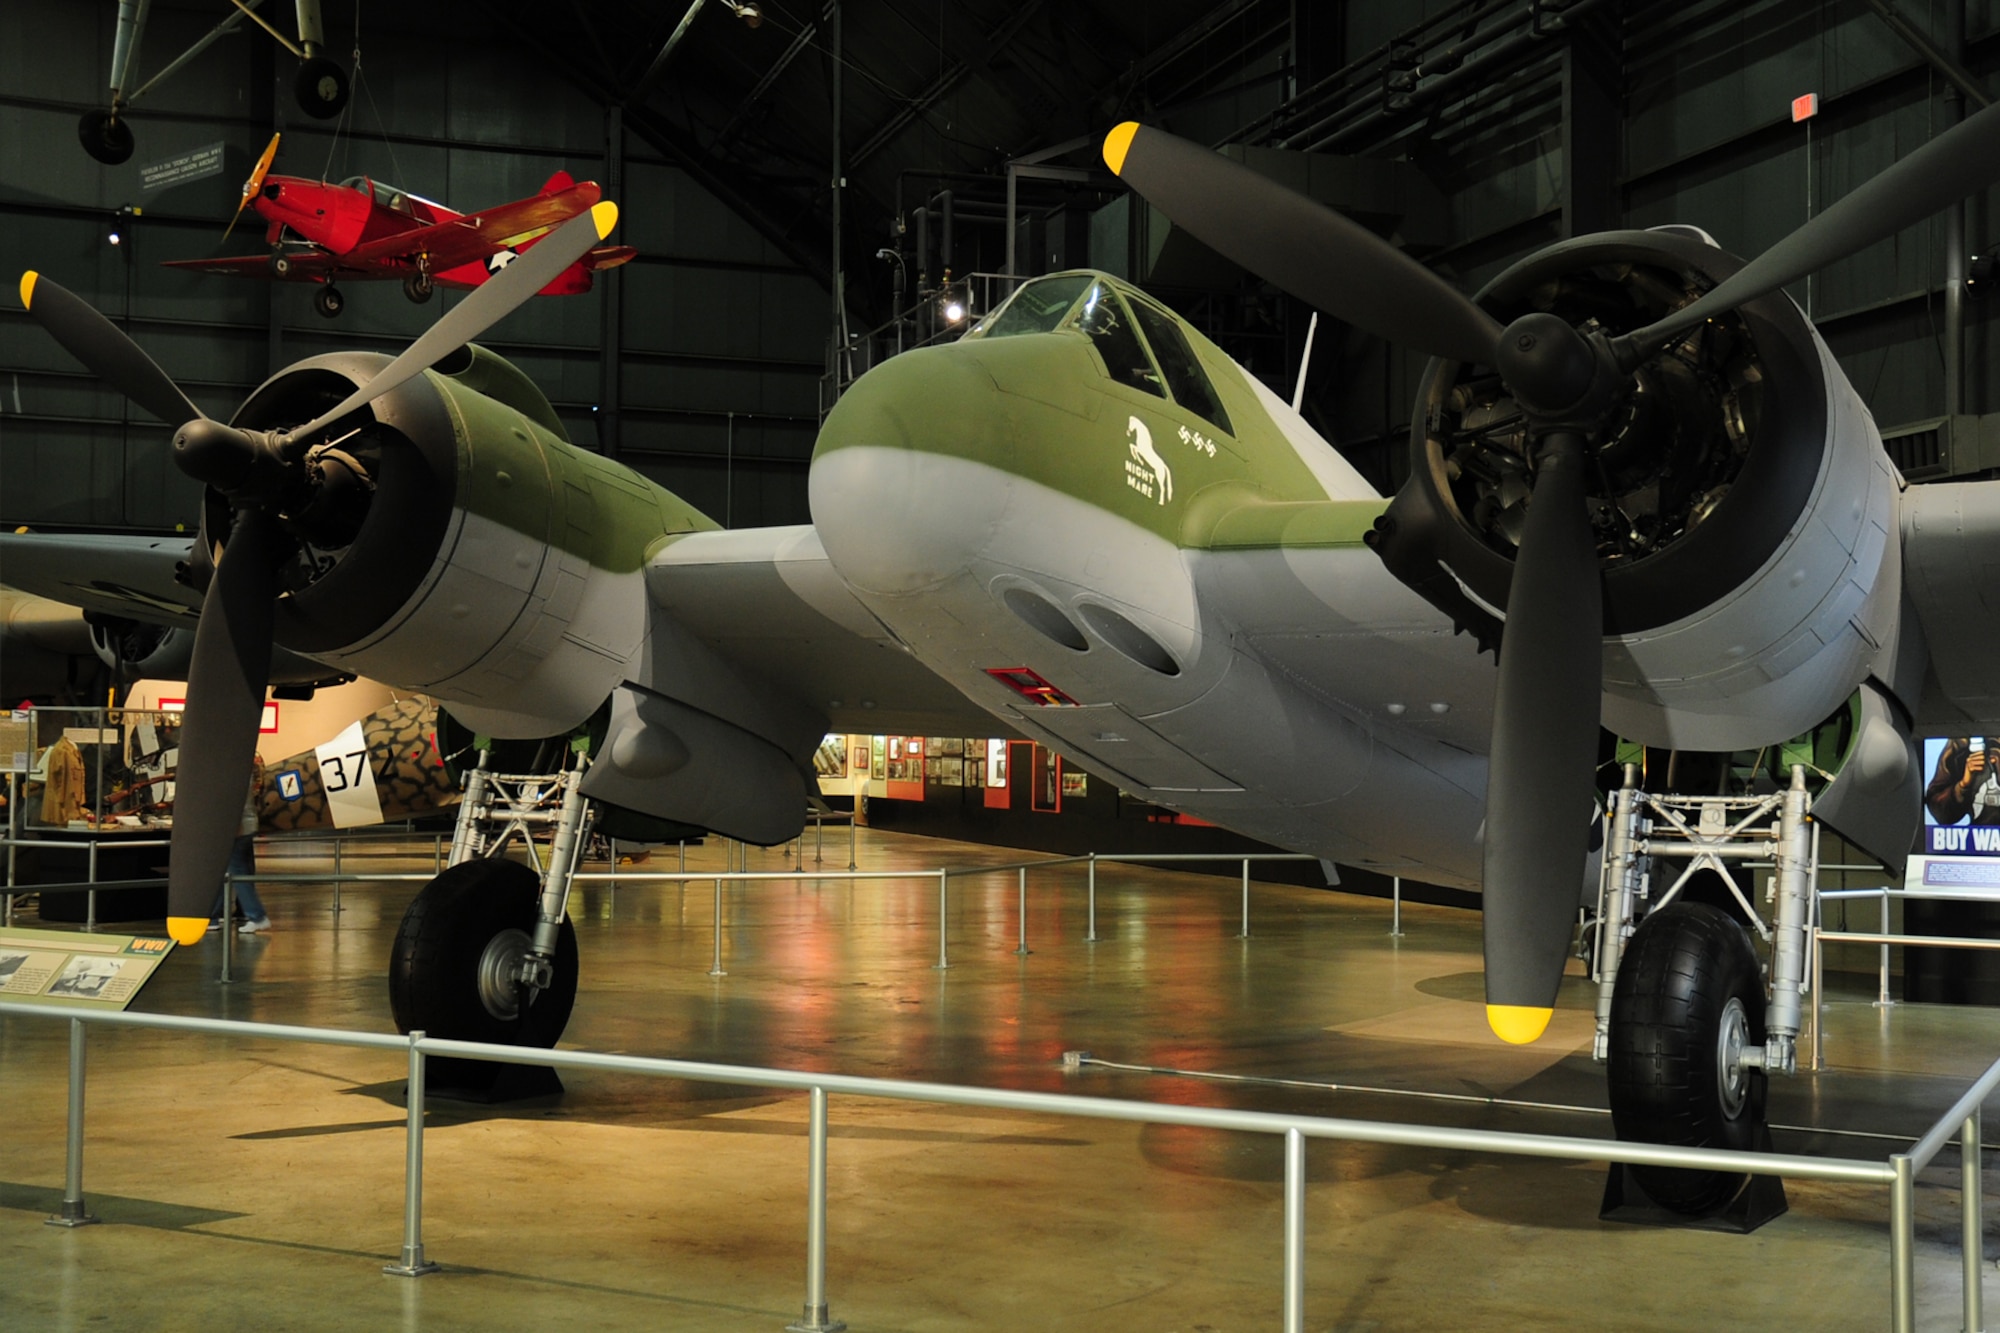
[165,134,638,318]
[9,100,2000,1216]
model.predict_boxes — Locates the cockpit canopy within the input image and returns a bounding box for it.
[968,273,1233,436]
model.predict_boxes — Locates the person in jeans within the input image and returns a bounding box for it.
[208,755,272,934]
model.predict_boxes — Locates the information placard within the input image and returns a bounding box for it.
[0,927,174,1010]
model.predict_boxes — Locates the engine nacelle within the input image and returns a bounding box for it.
[193,345,710,738]
[1371,228,1898,752]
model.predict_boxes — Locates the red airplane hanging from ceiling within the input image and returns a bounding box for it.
[163,134,638,318]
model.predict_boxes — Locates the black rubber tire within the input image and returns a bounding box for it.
[78,109,134,165]
[388,858,579,1047]
[1607,901,1768,1214]
[269,252,292,279]
[402,274,434,304]
[294,56,350,119]
[314,284,344,318]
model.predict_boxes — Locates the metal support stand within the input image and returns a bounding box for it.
[332,839,343,914]
[933,871,949,969]
[46,1018,98,1228]
[1015,867,1031,956]
[1282,1126,1304,1333]
[847,810,857,872]
[384,1032,441,1276]
[1239,859,1251,939]
[1389,875,1404,937]
[1086,855,1099,942]
[785,1086,845,1332]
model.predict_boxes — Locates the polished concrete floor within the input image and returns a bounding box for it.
[2,827,1998,1330]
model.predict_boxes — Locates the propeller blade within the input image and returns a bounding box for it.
[223,131,282,243]
[164,509,282,945]
[1102,122,1504,367]
[282,201,620,449]
[1480,431,1603,1044]
[1622,97,2000,356]
[19,271,204,425]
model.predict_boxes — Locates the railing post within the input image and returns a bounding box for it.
[848,810,857,871]
[1966,1107,1985,1333]
[1283,1126,1305,1333]
[1879,887,1894,1008]
[333,839,344,916]
[1390,875,1404,938]
[1016,867,1031,956]
[786,1086,845,1332]
[710,879,727,977]
[1893,1153,1917,1333]
[1086,854,1099,943]
[933,871,949,969]
[384,1031,440,1276]
[1239,859,1251,939]
[46,1017,97,1227]
[86,839,99,931]
[1811,918,1825,1073]
[220,873,235,985]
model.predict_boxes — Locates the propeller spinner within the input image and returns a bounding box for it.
[1104,102,2000,1042]
[19,200,620,945]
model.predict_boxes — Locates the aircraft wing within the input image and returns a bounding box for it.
[336,182,604,274]
[645,525,1012,741]
[161,250,349,281]
[0,532,202,625]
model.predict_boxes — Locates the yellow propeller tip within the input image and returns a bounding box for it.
[1103,122,1140,175]
[167,916,210,947]
[1486,1004,1553,1045]
[590,200,619,240]
[20,271,37,310]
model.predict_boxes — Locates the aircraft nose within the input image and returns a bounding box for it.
[810,345,1012,597]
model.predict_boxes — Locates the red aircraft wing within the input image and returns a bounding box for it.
[336,181,604,274]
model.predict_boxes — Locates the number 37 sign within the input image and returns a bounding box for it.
[314,720,384,828]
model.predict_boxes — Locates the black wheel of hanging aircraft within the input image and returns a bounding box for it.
[313,284,344,319]
[1607,901,1768,1214]
[389,858,579,1047]
[77,109,134,165]
[294,56,349,120]
[401,274,434,305]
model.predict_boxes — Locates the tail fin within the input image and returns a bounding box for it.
[538,170,577,197]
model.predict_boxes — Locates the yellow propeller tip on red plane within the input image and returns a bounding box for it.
[167,916,209,947]
[1103,121,1139,176]
[590,200,619,240]
[1486,1004,1553,1045]
[20,271,37,310]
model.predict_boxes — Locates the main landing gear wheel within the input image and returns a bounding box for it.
[1607,901,1768,1214]
[313,284,344,319]
[402,274,435,304]
[78,109,135,165]
[294,56,350,120]
[389,858,578,1047]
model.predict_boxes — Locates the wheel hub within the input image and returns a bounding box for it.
[476,927,533,1021]
[1716,995,1751,1118]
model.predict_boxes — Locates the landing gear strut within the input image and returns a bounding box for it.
[1591,764,1819,1223]
[391,743,596,1093]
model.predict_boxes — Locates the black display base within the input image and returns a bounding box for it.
[1600,1125,1788,1234]
[416,1056,564,1105]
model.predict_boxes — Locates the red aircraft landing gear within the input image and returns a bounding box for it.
[402,273,435,305]
[313,284,344,318]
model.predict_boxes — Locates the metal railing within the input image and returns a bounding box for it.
[1810,884,2000,1074]
[3,997,1987,1332]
